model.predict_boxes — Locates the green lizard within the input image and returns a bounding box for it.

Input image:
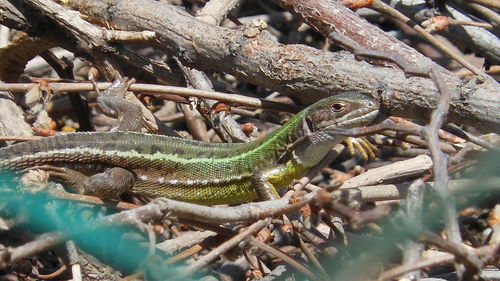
[0,81,379,205]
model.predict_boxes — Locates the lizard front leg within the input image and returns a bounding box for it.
[251,165,289,201]
[96,77,143,132]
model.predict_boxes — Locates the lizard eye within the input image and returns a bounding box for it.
[331,102,345,112]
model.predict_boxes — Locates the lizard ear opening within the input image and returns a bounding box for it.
[304,116,315,133]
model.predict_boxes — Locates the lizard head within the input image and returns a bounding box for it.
[303,92,380,133]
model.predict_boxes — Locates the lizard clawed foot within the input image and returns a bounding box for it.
[344,137,377,161]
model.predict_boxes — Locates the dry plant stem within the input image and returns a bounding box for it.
[167,222,229,260]
[164,220,235,263]
[178,219,236,238]
[38,0,500,133]
[380,130,456,154]
[0,35,58,82]
[57,188,313,224]
[443,125,499,151]
[337,177,500,204]
[163,195,313,224]
[49,183,313,222]
[174,58,211,142]
[103,30,155,42]
[295,234,329,278]
[402,179,425,279]
[469,0,500,9]
[329,122,428,138]
[426,69,465,275]
[0,82,300,113]
[462,2,500,27]
[417,232,483,278]
[371,0,485,77]
[65,240,82,281]
[39,50,93,131]
[389,116,464,144]
[384,0,500,65]
[0,136,42,141]
[197,0,240,25]
[175,60,238,143]
[379,245,496,281]
[241,251,258,272]
[449,19,493,29]
[322,198,390,226]
[339,154,433,189]
[180,103,209,142]
[191,0,248,143]
[36,265,68,280]
[247,236,324,281]
[458,66,500,78]
[166,244,204,264]
[330,120,494,152]
[3,232,67,269]
[184,218,270,273]
[440,3,500,64]
[453,0,500,27]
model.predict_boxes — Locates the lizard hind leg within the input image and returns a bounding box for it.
[26,165,135,199]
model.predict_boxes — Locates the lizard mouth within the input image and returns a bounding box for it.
[337,108,380,127]
[321,109,380,136]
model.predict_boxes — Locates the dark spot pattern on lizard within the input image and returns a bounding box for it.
[150,144,162,154]
[101,143,120,151]
[65,134,77,141]
[173,148,185,155]
[29,146,41,153]
[132,146,144,154]
[110,132,126,141]
[218,152,231,158]
[196,151,209,158]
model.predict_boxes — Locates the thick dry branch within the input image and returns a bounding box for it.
[275,0,441,75]
[0,0,182,83]
[339,154,433,189]
[426,70,463,276]
[0,0,499,132]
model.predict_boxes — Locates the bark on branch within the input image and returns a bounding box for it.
[0,0,499,132]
